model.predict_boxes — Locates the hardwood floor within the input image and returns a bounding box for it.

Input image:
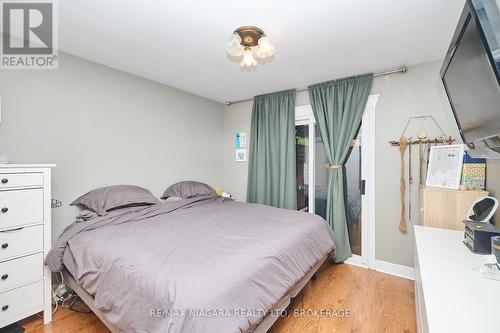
[20,308,110,333]
[273,264,416,333]
[19,264,416,333]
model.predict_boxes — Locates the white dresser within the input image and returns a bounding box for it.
[414,225,500,333]
[0,165,55,328]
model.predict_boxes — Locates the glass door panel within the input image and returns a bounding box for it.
[345,131,362,256]
[295,125,309,212]
[313,126,362,256]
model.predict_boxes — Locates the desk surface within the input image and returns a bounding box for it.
[415,225,500,332]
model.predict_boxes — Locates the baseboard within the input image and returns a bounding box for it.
[344,257,369,269]
[374,260,415,281]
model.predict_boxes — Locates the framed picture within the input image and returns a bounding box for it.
[235,148,247,162]
[235,132,247,148]
[426,144,465,189]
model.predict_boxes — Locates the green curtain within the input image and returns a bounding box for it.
[308,74,373,262]
[247,89,297,210]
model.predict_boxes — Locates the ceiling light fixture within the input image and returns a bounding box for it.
[225,26,275,68]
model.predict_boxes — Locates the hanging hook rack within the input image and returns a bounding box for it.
[388,115,456,146]
[401,115,446,138]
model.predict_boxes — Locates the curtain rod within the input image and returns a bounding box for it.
[225,65,407,105]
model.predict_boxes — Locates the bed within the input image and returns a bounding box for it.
[46,196,336,332]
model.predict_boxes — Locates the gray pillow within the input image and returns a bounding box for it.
[161,181,215,199]
[71,185,159,216]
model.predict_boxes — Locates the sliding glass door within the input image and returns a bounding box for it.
[295,99,377,265]
[297,124,362,256]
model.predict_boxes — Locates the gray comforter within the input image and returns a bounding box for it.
[46,196,335,333]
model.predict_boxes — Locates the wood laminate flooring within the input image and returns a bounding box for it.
[20,263,416,333]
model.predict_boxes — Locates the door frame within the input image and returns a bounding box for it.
[295,94,379,268]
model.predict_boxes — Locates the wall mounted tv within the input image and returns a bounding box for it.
[441,0,500,158]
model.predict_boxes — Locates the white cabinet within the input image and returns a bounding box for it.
[0,165,55,328]
[414,225,500,333]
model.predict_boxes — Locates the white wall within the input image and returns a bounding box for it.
[223,100,252,201]
[372,61,460,266]
[2,54,492,266]
[0,53,224,240]
[223,60,461,267]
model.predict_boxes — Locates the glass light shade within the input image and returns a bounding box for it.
[255,36,275,59]
[241,48,257,67]
[225,33,244,57]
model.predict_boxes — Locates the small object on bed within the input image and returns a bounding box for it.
[71,185,159,216]
[214,187,223,196]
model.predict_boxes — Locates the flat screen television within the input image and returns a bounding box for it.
[440,0,500,158]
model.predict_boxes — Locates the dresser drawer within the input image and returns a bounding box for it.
[0,226,43,261]
[0,173,43,189]
[0,189,44,230]
[0,280,43,326]
[0,253,43,293]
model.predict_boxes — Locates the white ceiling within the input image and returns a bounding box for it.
[58,0,465,103]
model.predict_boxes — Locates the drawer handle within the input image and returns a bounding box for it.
[0,227,23,233]
[1,179,7,184]
[1,207,7,213]
[1,305,8,311]
[1,243,7,249]
[1,274,7,280]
